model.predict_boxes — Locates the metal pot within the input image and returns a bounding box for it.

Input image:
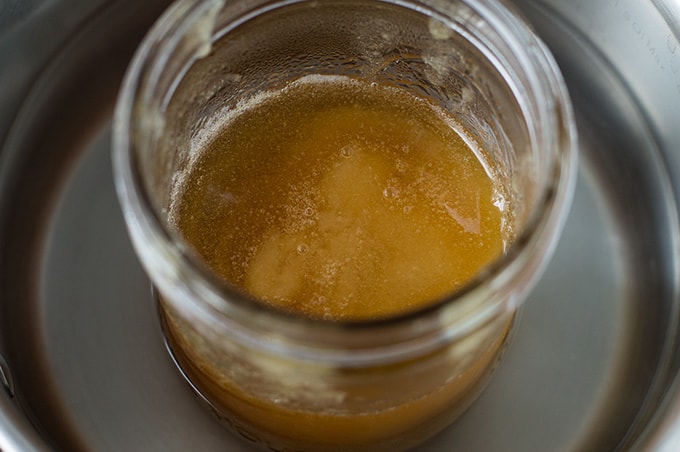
[0,0,679,450]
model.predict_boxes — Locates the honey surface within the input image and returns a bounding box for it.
[172,75,504,320]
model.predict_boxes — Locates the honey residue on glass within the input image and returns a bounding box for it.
[170,75,505,320]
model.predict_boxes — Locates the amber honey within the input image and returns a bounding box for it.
[170,75,505,320]
[163,309,511,451]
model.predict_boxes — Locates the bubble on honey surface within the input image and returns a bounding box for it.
[383,186,399,200]
[340,144,355,158]
[296,243,309,255]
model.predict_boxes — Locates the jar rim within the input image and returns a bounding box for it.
[112,0,577,363]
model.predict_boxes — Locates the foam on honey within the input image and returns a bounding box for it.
[171,75,505,320]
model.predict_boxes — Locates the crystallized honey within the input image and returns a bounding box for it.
[171,75,505,320]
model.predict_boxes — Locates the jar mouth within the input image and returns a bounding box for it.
[113,0,577,358]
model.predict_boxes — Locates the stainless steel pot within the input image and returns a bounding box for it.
[1,0,679,450]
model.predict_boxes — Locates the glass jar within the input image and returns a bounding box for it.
[112,0,577,450]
